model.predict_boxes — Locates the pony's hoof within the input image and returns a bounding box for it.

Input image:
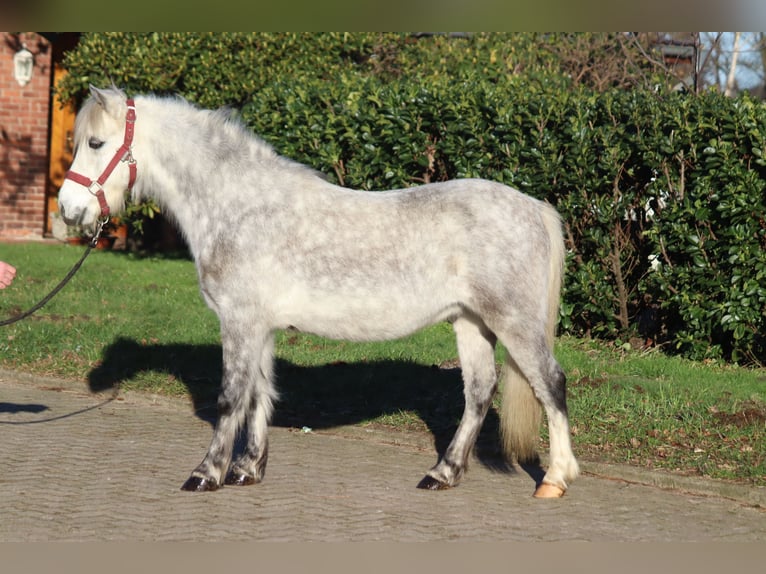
[533,483,565,498]
[181,475,220,492]
[417,475,451,490]
[224,470,258,486]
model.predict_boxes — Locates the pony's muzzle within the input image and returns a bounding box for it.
[57,193,89,226]
[58,203,79,226]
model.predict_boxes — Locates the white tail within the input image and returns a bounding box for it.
[499,203,564,464]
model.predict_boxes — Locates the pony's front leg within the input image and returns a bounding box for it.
[225,332,277,486]
[181,327,272,492]
[418,316,497,490]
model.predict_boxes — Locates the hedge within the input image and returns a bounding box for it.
[58,33,766,364]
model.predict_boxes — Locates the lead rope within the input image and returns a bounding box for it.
[0,218,108,327]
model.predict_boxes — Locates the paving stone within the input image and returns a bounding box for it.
[1,373,764,541]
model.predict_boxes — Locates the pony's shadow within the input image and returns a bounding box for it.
[0,403,48,414]
[88,336,541,477]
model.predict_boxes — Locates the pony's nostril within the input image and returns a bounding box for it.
[58,204,81,225]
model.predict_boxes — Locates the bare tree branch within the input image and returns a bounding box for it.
[725,32,742,97]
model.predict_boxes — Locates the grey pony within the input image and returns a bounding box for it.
[57,86,579,497]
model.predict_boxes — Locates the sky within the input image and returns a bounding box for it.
[702,32,764,91]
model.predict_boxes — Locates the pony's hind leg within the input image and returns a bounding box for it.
[181,326,274,492]
[418,314,498,490]
[501,330,579,497]
[225,332,277,486]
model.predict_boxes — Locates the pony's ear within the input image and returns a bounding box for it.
[89,85,127,119]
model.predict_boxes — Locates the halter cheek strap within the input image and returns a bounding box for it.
[65,98,137,218]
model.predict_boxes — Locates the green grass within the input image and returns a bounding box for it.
[1,242,764,485]
[556,338,765,484]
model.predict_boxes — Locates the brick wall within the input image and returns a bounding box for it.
[0,32,52,240]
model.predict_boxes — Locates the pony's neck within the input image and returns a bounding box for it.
[132,98,256,258]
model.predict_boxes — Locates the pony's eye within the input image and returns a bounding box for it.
[88,137,105,150]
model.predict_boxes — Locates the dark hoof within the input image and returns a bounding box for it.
[416,475,452,490]
[181,475,220,492]
[224,470,258,486]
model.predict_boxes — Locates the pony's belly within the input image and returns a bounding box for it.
[276,293,461,342]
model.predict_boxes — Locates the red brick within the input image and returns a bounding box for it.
[0,32,52,239]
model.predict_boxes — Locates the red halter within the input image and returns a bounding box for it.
[65,98,137,218]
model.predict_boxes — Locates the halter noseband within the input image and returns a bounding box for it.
[65,98,137,218]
